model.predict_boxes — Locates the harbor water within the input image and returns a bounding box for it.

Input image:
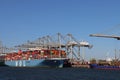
[0,67,120,80]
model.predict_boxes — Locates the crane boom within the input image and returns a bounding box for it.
[90,34,120,40]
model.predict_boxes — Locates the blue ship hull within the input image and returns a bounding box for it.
[89,64,120,70]
[5,58,67,68]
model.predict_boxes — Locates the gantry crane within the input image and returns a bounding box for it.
[14,33,92,61]
[90,34,120,40]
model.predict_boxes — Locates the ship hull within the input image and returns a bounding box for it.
[5,58,67,68]
[89,64,120,70]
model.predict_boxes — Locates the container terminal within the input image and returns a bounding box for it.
[0,33,92,68]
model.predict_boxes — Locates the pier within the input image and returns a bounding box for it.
[72,64,90,68]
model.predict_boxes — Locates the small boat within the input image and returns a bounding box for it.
[5,49,71,68]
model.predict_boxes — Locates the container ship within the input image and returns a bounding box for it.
[5,49,70,68]
[4,33,92,68]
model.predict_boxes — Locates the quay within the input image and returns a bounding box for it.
[71,64,90,68]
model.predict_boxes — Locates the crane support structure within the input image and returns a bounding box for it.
[90,34,120,40]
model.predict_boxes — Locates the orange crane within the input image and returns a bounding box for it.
[90,34,120,40]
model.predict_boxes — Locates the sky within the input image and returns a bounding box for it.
[0,0,120,60]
